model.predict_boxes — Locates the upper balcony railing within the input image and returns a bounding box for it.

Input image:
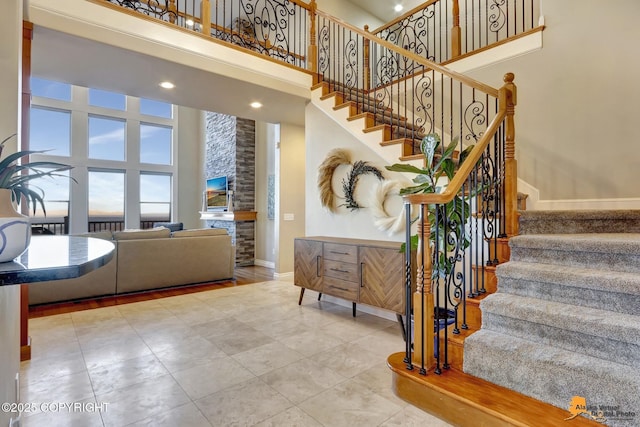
[371,0,539,64]
[102,0,313,68]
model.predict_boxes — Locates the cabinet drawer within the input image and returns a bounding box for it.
[323,243,357,263]
[323,259,358,282]
[322,277,359,301]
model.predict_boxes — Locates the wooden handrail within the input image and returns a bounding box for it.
[370,0,441,35]
[315,9,499,97]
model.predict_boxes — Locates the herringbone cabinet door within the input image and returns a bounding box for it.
[359,247,404,313]
[294,239,323,291]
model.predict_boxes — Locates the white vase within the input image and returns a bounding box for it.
[0,189,31,263]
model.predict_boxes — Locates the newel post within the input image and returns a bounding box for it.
[500,72,518,237]
[413,205,435,372]
[168,0,177,24]
[200,0,211,35]
[451,0,461,58]
[308,0,318,83]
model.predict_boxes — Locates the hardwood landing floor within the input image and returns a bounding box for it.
[28,265,275,319]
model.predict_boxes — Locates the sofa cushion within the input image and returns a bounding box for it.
[73,230,113,241]
[113,227,171,241]
[153,222,184,232]
[171,228,228,238]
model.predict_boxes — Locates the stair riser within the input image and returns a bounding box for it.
[482,312,640,367]
[510,246,640,273]
[497,276,640,316]
[464,331,640,427]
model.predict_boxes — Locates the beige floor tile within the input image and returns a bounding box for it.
[19,349,86,384]
[298,379,404,427]
[232,340,305,376]
[126,402,212,427]
[96,374,191,427]
[82,333,152,371]
[379,404,454,427]
[195,377,292,426]
[191,316,251,341]
[309,342,385,378]
[260,358,346,404]
[21,369,95,404]
[351,363,408,407]
[28,335,82,361]
[350,326,405,358]
[172,356,256,400]
[137,322,198,353]
[87,353,169,395]
[279,329,346,357]
[154,335,227,372]
[253,406,324,427]
[211,324,275,355]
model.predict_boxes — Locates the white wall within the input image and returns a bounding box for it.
[305,104,406,242]
[276,123,306,274]
[318,0,383,29]
[176,106,205,230]
[255,122,277,266]
[467,0,640,202]
[0,1,23,424]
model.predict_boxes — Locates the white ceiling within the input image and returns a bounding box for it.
[348,0,424,23]
[30,1,424,126]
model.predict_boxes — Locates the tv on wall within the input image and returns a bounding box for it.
[206,175,228,211]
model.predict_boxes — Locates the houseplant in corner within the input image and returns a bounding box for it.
[0,134,73,262]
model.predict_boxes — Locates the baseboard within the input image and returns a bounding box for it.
[518,178,640,210]
[320,294,397,322]
[273,271,293,281]
[254,259,275,269]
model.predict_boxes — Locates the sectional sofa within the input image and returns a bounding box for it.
[28,227,235,305]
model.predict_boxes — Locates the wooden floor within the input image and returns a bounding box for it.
[28,265,275,319]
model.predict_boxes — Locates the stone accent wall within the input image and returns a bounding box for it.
[204,112,256,266]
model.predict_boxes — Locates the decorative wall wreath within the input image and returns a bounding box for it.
[341,160,384,211]
[370,180,408,233]
[317,148,351,212]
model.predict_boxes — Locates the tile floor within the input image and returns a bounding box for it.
[20,280,453,427]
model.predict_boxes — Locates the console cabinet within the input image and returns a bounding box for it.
[294,237,406,315]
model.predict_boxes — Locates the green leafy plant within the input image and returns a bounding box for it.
[0,134,74,215]
[385,133,475,278]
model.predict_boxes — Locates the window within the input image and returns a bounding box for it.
[29,79,177,233]
[89,88,126,111]
[89,170,125,230]
[30,107,71,156]
[31,77,71,101]
[140,124,172,165]
[88,116,126,161]
[140,98,172,118]
[140,173,171,225]
[27,169,70,218]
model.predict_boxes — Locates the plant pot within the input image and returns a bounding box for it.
[0,189,31,263]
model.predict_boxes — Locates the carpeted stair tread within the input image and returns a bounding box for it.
[464,329,640,427]
[496,261,640,315]
[509,233,640,273]
[480,293,640,366]
[519,209,640,234]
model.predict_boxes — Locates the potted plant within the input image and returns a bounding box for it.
[385,133,476,279]
[0,134,74,262]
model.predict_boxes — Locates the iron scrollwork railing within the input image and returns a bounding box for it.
[372,0,539,63]
[104,0,311,69]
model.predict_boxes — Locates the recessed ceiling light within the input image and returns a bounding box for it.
[159,81,175,89]
[250,102,263,109]
[394,4,403,12]
[185,19,194,27]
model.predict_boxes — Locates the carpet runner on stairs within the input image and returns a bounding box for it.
[463,210,640,427]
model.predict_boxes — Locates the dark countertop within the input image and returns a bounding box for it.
[0,235,115,285]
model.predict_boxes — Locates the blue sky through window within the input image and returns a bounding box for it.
[140,98,172,118]
[31,77,71,101]
[140,124,172,165]
[89,170,124,216]
[30,108,71,156]
[89,116,126,161]
[140,173,171,216]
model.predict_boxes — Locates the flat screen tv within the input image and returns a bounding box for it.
[206,175,228,211]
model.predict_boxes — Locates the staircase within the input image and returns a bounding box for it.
[464,210,640,427]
